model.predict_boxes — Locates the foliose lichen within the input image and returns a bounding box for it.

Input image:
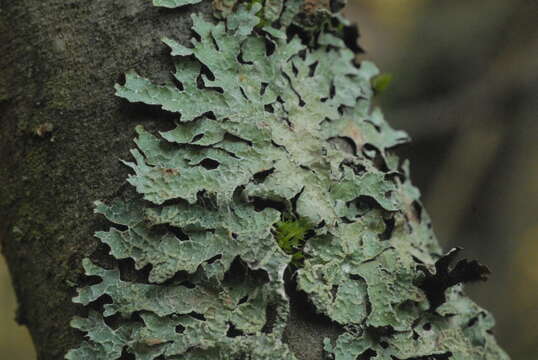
[67,1,509,359]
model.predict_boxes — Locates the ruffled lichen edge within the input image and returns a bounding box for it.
[66,1,509,359]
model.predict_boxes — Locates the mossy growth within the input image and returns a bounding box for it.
[274,217,313,267]
[371,73,393,95]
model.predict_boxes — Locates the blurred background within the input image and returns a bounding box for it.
[345,0,537,358]
[1,0,536,358]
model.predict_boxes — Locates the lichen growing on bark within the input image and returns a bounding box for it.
[67,1,509,359]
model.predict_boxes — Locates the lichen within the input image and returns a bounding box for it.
[67,1,509,359]
[153,0,202,8]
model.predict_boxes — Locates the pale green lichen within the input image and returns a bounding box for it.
[153,0,202,8]
[68,1,509,359]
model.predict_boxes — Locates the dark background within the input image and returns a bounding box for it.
[346,1,537,358]
[1,0,536,358]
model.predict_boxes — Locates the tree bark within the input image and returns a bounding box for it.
[0,1,214,358]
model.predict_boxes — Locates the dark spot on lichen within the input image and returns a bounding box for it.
[251,197,288,213]
[419,248,490,310]
[379,215,395,241]
[199,158,220,169]
[187,312,206,321]
[226,322,245,337]
[261,303,278,334]
[252,168,275,184]
[357,349,377,360]
[206,254,222,264]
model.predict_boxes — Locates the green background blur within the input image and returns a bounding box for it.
[1,0,536,358]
